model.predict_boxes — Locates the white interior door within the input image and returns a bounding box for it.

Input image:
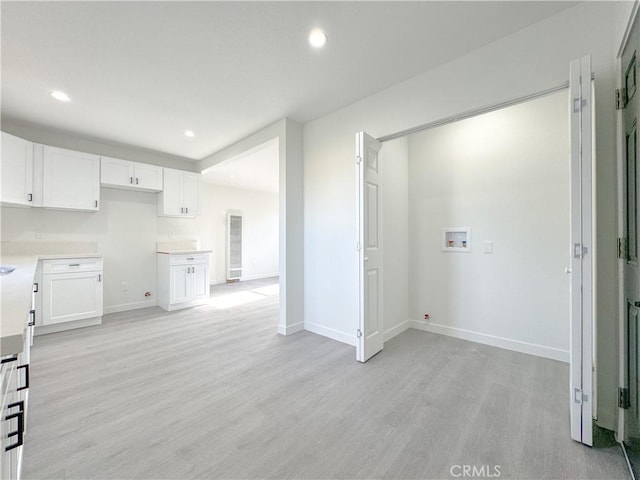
[569,54,594,446]
[356,131,384,362]
[620,11,640,454]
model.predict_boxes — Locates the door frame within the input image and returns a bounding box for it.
[198,119,304,337]
[369,58,595,445]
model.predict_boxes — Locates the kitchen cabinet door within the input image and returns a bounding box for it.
[101,156,134,188]
[159,168,184,216]
[182,172,200,217]
[1,132,33,207]
[43,146,100,211]
[101,157,163,192]
[169,266,191,304]
[158,168,200,217]
[192,263,210,302]
[42,271,103,325]
[134,163,163,191]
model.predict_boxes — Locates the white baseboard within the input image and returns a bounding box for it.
[103,299,158,315]
[409,320,569,363]
[304,321,356,346]
[384,320,410,342]
[35,317,101,336]
[278,321,304,336]
[212,273,279,285]
[242,272,279,281]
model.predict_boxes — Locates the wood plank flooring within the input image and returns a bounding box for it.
[22,278,629,479]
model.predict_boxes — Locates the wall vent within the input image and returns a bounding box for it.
[227,214,243,281]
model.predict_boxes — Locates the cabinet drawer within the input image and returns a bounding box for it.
[42,258,103,274]
[169,254,209,265]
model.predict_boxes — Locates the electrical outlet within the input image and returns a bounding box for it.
[121,282,129,292]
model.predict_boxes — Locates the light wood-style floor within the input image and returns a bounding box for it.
[23,278,630,479]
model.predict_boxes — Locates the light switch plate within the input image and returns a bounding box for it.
[483,240,493,254]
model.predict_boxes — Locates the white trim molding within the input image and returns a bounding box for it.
[304,322,356,346]
[278,321,304,336]
[409,320,569,363]
[384,320,410,342]
[103,299,158,315]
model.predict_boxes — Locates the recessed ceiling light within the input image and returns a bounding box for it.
[309,28,327,48]
[184,130,195,138]
[49,90,71,102]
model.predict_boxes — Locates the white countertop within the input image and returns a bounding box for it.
[156,250,212,255]
[0,253,103,356]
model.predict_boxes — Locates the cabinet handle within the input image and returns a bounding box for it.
[5,402,24,452]
[136,178,139,185]
[95,200,99,208]
[1,356,17,365]
[28,309,35,327]
[69,264,80,267]
[27,193,33,202]
[33,282,38,293]
[130,177,133,184]
[98,274,102,282]
[185,207,188,214]
[187,257,195,261]
[17,364,29,391]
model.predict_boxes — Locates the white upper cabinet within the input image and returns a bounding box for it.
[1,132,34,207]
[100,156,163,192]
[158,168,200,217]
[42,146,100,212]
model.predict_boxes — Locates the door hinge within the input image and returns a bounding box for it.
[619,387,631,409]
[618,237,629,259]
[616,88,627,110]
[574,388,588,404]
[573,97,587,113]
[574,243,588,258]
[356,329,363,338]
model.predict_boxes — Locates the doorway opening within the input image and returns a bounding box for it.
[357,64,595,446]
[201,138,280,322]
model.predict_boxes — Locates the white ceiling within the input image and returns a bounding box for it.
[1,1,577,161]
[202,137,279,193]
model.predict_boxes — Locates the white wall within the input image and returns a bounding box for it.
[303,1,619,429]
[158,184,279,285]
[1,189,159,313]
[407,90,569,361]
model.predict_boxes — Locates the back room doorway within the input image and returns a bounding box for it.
[201,138,280,325]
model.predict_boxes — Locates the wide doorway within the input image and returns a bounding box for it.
[201,138,280,320]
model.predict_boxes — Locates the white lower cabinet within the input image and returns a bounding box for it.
[158,253,210,311]
[37,258,103,333]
